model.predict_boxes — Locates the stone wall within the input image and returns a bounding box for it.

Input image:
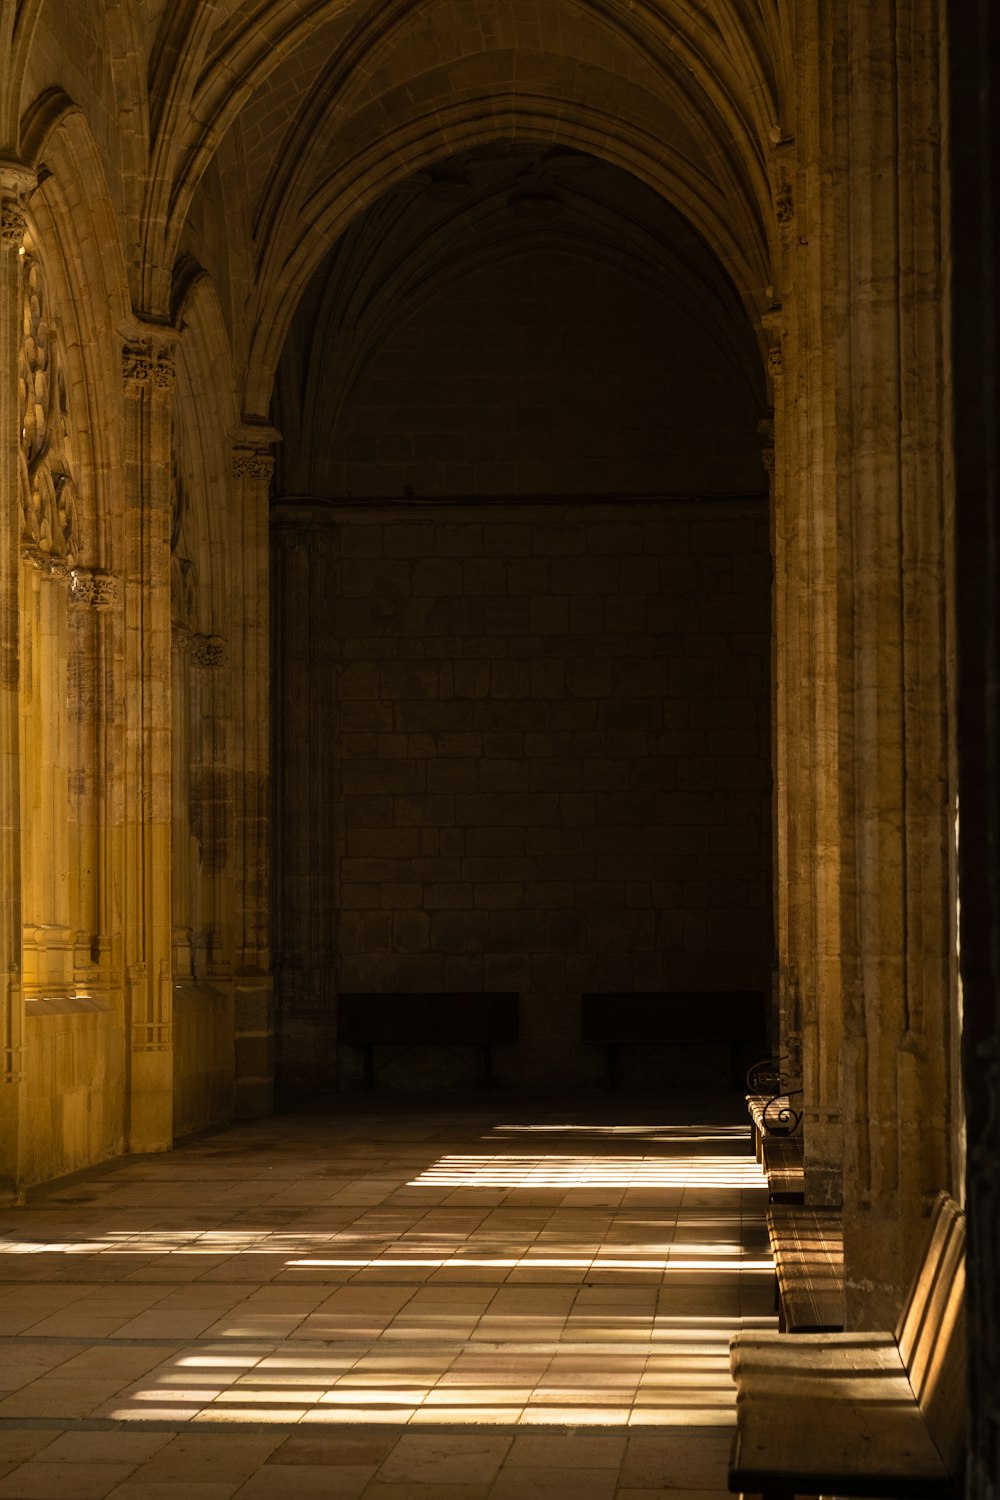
[273,498,771,1090]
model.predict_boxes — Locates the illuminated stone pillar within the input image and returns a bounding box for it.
[779,13,845,1208]
[230,429,278,1116]
[121,326,176,1152]
[0,164,32,1200]
[830,0,956,1324]
[768,52,846,1207]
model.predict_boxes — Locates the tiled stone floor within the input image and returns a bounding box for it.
[0,1096,774,1498]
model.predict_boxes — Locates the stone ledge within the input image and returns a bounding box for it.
[25,995,114,1017]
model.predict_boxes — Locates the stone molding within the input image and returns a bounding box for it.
[131,1021,172,1052]
[1,1044,24,1086]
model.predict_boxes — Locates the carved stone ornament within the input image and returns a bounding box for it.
[122,339,175,396]
[19,250,82,573]
[1,196,27,248]
[69,568,120,610]
[775,183,794,225]
[767,344,784,380]
[191,635,227,669]
[232,450,275,482]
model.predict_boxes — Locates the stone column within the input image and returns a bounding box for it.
[769,33,846,1206]
[833,0,956,1325]
[121,326,176,1152]
[0,163,32,1200]
[782,7,846,1209]
[230,428,278,1117]
[949,1,1000,1490]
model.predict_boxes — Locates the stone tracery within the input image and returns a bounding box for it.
[18,249,81,574]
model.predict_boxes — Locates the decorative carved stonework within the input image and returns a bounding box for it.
[121,344,150,388]
[122,339,175,397]
[767,344,783,380]
[172,625,227,667]
[758,417,776,477]
[18,249,82,573]
[69,568,119,610]
[775,184,794,225]
[191,635,227,668]
[233,450,275,482]
[1,196,27,248]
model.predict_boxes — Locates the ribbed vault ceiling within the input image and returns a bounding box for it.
[16,0,791,413]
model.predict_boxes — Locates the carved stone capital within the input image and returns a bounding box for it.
[1,196,28,249]
[775,183,794,226]
[191,634,227,669]
[173,626,227,667]
[122,339,175,397]
[21,545,71,581]
[767,345,783,380]
[69,568,119,610]
[232,450,275,483]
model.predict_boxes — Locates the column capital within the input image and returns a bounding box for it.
[230,422,280,482]
[1,197,28,250]
[120,316,179,397]
[0,160,36,249]
[69,568,120,610]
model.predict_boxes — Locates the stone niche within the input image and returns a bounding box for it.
[272,498,772,1091]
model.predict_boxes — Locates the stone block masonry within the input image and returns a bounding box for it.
[275,498,771,1089]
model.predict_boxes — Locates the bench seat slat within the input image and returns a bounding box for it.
[766,1205,844,1331]
[761,1135,804,1203]
[731,1330,898,1378]
[728,1193,966,1500]
[731,1373,953,1497]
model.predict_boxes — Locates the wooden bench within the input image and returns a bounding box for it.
[760,1133,804,1203]
[337,992,519,1090]
[729,1191,966,1499]
[766,1204,844,1331]
[581,990,767,1090]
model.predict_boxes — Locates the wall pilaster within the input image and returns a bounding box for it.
[121,326,176,1152]
[270,503,338,1094]
[0,163,33,1199]
[230,430,278,1116]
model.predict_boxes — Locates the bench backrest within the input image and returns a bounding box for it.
[895,1191,966,1479]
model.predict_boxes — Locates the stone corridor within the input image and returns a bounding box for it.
[0,1099,772,1498]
